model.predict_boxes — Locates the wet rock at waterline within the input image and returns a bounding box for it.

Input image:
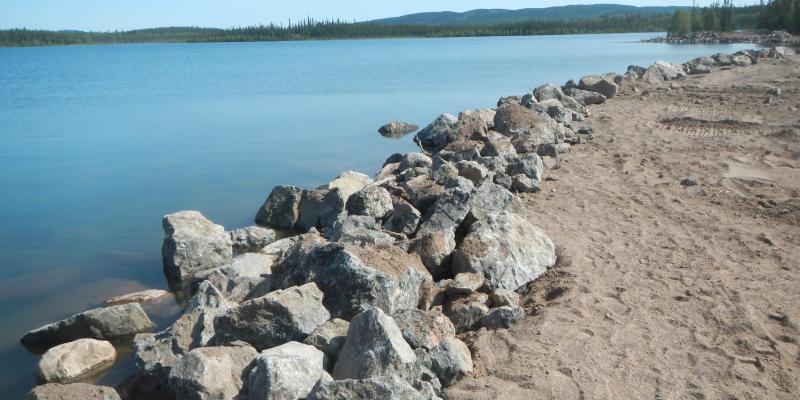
[36,339,117,383]
[162,210,233,281]
[379,121,419,138]
[27,383,121,400]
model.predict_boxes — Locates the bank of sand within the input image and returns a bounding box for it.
[446,54,800,399]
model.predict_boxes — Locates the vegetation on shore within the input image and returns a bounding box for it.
[667,1,799,37]
[758,0,800,34]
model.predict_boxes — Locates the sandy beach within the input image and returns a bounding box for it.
[446,54,800,399]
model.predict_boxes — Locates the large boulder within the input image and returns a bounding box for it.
[416,187,472,236]
[409,231,456,280]
[382,201,422,236]
[393,309,455,351]
[452,211,556,291]
[465,181,526,226]
[323,171,373,201]
[345,186,393,219]
[642,60,687,84]
[168,345,258,400]
[506,154,544,183]
[307,376,430,400]
[578,75,619,98]
[329,215,395,246]
[481,305,525,330]
[37,338,116,383]
[193,253,273,302]
[255,185,304,231]
[333,308,418,380]
[379,121,419,138]
[428,338,473,386]
[27,383,121,400]
[230,225,276,252]
[304,318,350,365]
[564,88,607,106]
[162,210,233,281]
[443,292,490,333]
[295,188,330,232]
[271,243,432,319]
[21,303,154,347]
[249,342,329,400]
[214,283,330,350]
[414,114,458,153]
[493,104,561,154]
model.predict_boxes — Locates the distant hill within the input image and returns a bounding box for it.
[371,4,690,25]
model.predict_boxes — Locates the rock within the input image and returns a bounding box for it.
[642,61,687,84]
[416,187,472,235]
[393,309,455,350]
[414,114,458,153]
[443,293,490,333]
[511,174,541,193]
[481,306,525,330]
[401,176,445,214]
[452,211,556,291]
[480,134,517,158]
[194,253,272,302]
[214,283,331,350]
[732,54,753,66]
[466,181,526,226]
[409,231,456,280]
[687,64,712,75]
[183,280,237,347]
[323,171,373,202]
[494,103,555,139]
[457,109,496,136]
[444,176,475,191]
[379,121,419,138]
[162,210,233,281]
[477,156,509,175]
[507,154,544,182]
[578,75,618,98]
[104,289,172,306]
[382,201,421,236]
[533,83,564,102]
[271,243,432,319]
[308,376,430,400]
[295,189,330,232]
[712,53,733,66]
[681,175,700,187]
[255,186,304,231]
[37,339,116,383]
[329,215,395,246]
[565,88,607,105]
[304,318,350,363]
[429,338,473,386]
[248,341,329,400]
[398,153,433,172]
[455,160,489,186]
[230,225,276,252]
[446,273,485,295]
[440,147,481,163]
[497,96,522,107]
[493,173,512,189]
[169,345,258,400]
[333,308,417,380]
[346,186,393,219]
[21,303,154,348]
[27,383,121,400]
[431,157,459,185]
[489,289,520,308]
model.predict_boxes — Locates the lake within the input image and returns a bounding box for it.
[0,32,757,397]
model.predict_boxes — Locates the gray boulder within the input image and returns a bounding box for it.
[642,61,687,84]
[429,337,473,386]
[37,338,116,383]
[329,215,395,246]
[443,293,490,333]
[578,75,618,98]
[162,210,233,281]
[27,383,121,400]
[296,188,330,232]
[511,174,541,193]
[308,376,430,400]
[304,318,350,365]
[382,201,422,236]
[565,88,607,105]
[393,309,455,351]
[480,135,517,158]
[271,243,433,319]
[379,121,419,138]
[346,186,393,219]
[398,153,433,172]
[168,345,258,400]
[466,181,526,226]
[333,308,418,380]
[489,288,520,308]
[414,114,458,153]
[446,273,485,295]
[452,211,556,291]
[506,154,544,182]
[214,283,331,350]
[416,187,472,235]
[255,186,304,231]
[323,171,372,202]
[409,231,456,280]
[21,303,154,347]
[481,305,525,330]
[230,225,276,252]
[455,160,489,186]
[248,341,329,400]
[193,253,273,302]
[533,83,564,102]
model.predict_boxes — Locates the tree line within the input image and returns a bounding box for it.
[758,0,800,33]
[0,14,675,47]
[668,1,799,36]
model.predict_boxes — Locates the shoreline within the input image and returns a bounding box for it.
[19,45,798,399]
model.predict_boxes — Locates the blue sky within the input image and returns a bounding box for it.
[1,1,752,31]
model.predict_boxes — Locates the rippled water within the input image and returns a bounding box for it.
[0,33,757,397]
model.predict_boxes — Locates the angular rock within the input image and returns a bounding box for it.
[489,288,520,308]
[565,88,607,106]
[466,181,526,226]
[248,341,329,400]
[333,308,417,380]
[382,201,421,236]
[379,121,419,138]
[642,60,687,84]
[493,172,512,190]
[578,75,618,98]
[409,231,456,280]
[346,186,393,219]
[194,253,272,302]
[255,186,304,231]
[476,156,509,175]
[27,383,121,400]
[401,176,445,214]
[162,210,233,281]
[104,289,173,306]
[414,114,458,153]
[398,153,433,172]
[431,157,459,185]
[271,243,432,319]
[511,174,541,193]
[446,273,485,295]
[506,154,544,182]
[37,339,116,383]
[443,293,490,333]
[295,188,330,232]
[393,309,455,351]
[455,160,489,186]
[304,318,350,362]
[214,283,331,350]
[230,225,276,252]
[168,345,258,400]
[480,135,517,158]
[416,187,472,235]
[323,171,373,202]
[307,376,429,400]
[452,211,556,291]
[21,303,154,348]
[329,215,395,246]
[429,337,473,386]
[481,305,525,330]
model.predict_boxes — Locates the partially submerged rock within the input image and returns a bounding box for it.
[104,289,173,306]
[27,383,121,400]
[255,185,304,231]
[37,338,117,383]
[162,210,233,281]
[21,303,154,348]
[379,121,419,138]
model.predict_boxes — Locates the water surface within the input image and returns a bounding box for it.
[0,33,757,397]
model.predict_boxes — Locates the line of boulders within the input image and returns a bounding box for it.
[20,47,790,400]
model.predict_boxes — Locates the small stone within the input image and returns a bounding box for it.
[446,273,485,295]
[27,383,121,400]
[481,306,525,330]
[230,225,276,252]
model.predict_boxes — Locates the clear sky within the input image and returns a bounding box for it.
[1,1,752,31]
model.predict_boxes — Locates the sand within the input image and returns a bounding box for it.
[445,55,800,399]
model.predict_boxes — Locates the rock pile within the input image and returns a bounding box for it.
[20,47,787,399]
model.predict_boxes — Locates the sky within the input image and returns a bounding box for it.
[1,1,754,31]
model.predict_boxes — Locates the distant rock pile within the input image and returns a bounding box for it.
[19,47,793,400]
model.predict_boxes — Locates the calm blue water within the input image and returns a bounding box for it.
[0,33,757,397]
